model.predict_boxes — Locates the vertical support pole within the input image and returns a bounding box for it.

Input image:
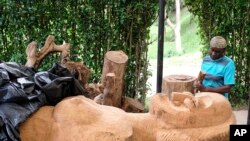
[157,0,165,93]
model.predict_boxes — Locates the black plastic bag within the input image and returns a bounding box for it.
[0,62,88,141]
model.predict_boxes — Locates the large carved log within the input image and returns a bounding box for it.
[162,74,196,99]
[20,92,236,141]
[101,51,128,108]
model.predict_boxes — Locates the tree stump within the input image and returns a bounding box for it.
[101,51,128,108]
[162,74,196,99]
[102,73,116,106]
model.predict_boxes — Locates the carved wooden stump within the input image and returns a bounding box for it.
[101,51,128,108]
[162,74,196,99]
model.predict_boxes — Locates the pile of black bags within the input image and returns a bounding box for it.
[0,61,87,141]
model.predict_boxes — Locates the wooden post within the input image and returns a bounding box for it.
[101,51,128,108]
[102,73,116,106]
[162,74,196,99]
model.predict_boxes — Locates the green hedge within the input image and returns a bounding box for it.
[185,0,250,106]
[0,0,158,104]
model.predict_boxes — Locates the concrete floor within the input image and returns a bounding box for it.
[234,110,249,124]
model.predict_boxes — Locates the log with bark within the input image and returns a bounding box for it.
[94,51,144,112]
[94,73,115,106]
[100,51,128,108]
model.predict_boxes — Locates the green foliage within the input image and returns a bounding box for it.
[185,0,250,106]
[148,7,202,59]
[0,0,158,103]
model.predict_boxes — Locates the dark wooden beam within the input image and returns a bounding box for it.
[157,0,165,93]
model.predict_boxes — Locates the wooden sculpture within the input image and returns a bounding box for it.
[21,35,235,141]
[20,92,236,141]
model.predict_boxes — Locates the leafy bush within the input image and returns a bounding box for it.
[0,0,158,103]
[185,0,250,106]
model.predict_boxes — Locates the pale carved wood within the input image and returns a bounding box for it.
[20,92,236,141]
[162,74,196,99]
